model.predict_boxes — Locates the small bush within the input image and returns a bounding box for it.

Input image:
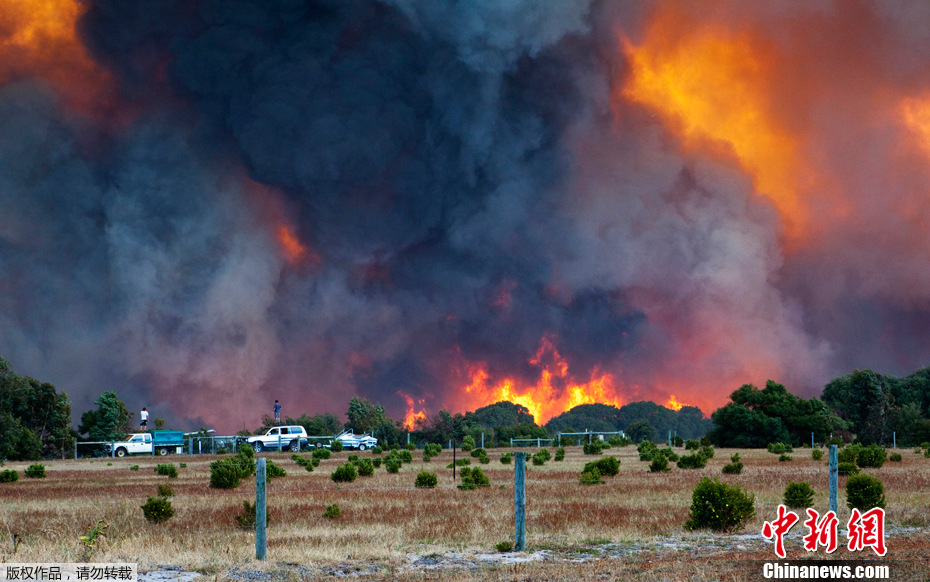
[357,458,374,477]
[330,440,344,452]
[331,462,357,483]
[405,443,416,451]
[584,456,621,477]
[424,443,441,456]
[838,462,859,476]
[554,447,565,461]
[311,458,320,467]
[447,458,471,468]
[371,457,381,468]
[846,474,885,511]
[700,445,715,459]
[323,503,341,519]
[532,452,547,466]
[677,453,707,469]
[478,456,490,464]
[399,449,413,463]
[685,477,755,532]
[312,448,331,460]
[812,449,823,461]
[415,471,438,488]
[156,484,174,498]
[536,449,552,462]
[0,470,19,483]
[783,481,815,508]
[155,464,178,478]
[179,463,187,468]
[235,500,265,529]
[130,465,139,471]
[266,461,287,479]
[584,440,608,455]
[579,468,603,485]
[779,454,793,462]
[685,439,701,450]
[385,458,402,473]
[461,436,475,452]
[838,445,860,464]
[141,496,174,523]
[730,453,741,463]
[721,461,743,474]
[889,453,902,462]
[371,445,383,454]
[24,464,46,478]
[658,447,679,462]
[347,454,359,462]
[210,461,243,489]
[767,442,786,454]
[673,435,684,447]
[500,453,513,464]
[495,540,513,552]
[457,467,489,490]
[649,454,671,473]
[856,445,886,469]
[470,448,487,458]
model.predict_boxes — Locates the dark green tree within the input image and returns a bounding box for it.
[625,418,657,443]
[345,396,386,434]
[822,370,894,444]
[80,391,132,441]
[0,357,73,459]
[707,402,790,447]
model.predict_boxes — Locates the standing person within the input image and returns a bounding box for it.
[140,407,149,431]
[274,400,281,424]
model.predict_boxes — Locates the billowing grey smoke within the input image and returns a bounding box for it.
[2,0,929,430]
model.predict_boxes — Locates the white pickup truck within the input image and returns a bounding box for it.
[105,431,184,457]
[243,425,308,452]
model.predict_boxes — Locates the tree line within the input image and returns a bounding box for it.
[3,353,929,461]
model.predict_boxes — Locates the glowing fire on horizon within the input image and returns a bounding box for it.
[400,391,427,430]
[665,394,684,411]
[452,336,623,426]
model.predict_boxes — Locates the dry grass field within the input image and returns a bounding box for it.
[1,445,929,581]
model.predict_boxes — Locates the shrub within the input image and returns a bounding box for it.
[579,468,603,485]
[554,447,565,461]
[323,503,341,519]
[371,457,381,468]
[685,477,755,532]
[385,458,402,473]
[415,471,438,488]
[461,436,476,452]
[846,474,885,511]
[155,464,178,478]
[685,439,701,450]
[447,458,471,468]
[532,452,547,466]
[24,464,45,478]
[266,461,286,479]
[658,448,679,462]
[838,445,860,464]
[156,484,174,498]
[500,453,513,464]
[700,445,715,459]
[457,467,489,490]
[584,456,621,477]
[584,440,608,455]
[311,458,320,467]
[783,481,815,508]
[424,443,442,457]
[235,500,265,529]
[673,435,684,447]
[330,440,343,452]
[536,448,552,462]
[312,448,331,460]
[837,462,859,476]
[478,456,490,464]
[210,448,255,489]
[730,453,741,463]
[405,443,416,451]
[812,449,823,461]
[331,462,357,483]
[649,454,671,473]
[677,453,707,469]
[470,448,487,458]
[0,470,19,483]
[721,462,743,474]
[767,442,787,454]
[347,454,359,462]
[399,449,413,463]
[889,453,902,462]
[925,449,930,459]
[130,465,139,471]
[779,454,793,462]
[371,445,383,454]
[637,441,658,461]
[357,458,374,477]
[495,540,513,552]
[856,445,886,469]
[141,496,174,523]
[179,463,187,468]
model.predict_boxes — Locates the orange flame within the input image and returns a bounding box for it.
[399,391,427,430]
[901,96,930,155]
[0,0,115,117]
[621,9,813,241]
[665,394,684,412]
[455,336,622,425]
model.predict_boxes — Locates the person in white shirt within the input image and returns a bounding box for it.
[140,407,149,431]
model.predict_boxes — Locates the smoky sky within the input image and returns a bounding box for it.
[2,0,930,431]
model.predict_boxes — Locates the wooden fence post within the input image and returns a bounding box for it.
[828,445,838,515]
[514,452,526,551]
[256,457,267,560]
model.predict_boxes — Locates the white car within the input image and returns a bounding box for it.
[244,425,308,452]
